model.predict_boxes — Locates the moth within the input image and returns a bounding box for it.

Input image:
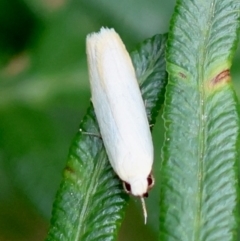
[86,27,154,223]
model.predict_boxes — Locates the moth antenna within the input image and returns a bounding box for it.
[140,197,147,224]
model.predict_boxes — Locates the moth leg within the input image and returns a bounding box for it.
[79,128,102,139]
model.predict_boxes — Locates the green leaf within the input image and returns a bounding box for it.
[46,33,167,240]
[131,34,168,125]
[161,1,240,241]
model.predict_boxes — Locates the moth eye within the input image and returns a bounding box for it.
[123,181,131,193]
[143,192,149,198]
[147,174,155,189]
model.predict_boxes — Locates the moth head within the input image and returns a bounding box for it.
[122,173,154,197]
[122,173,154,224]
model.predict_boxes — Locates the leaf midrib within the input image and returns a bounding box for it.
[195,1,216,240]
[75,149,106,241]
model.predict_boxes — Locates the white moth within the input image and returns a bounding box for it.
[86,27,154,224]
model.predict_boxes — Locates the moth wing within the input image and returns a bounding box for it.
[87,28,153,182]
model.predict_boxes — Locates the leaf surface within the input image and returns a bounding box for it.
[161,1,240,241]
[46,34,168,241]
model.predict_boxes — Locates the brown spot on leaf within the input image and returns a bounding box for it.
[64,165,75,175]
[179,72,186,79]
[211,69,230,85]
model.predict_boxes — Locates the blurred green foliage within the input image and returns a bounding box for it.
[0,0,239,241]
